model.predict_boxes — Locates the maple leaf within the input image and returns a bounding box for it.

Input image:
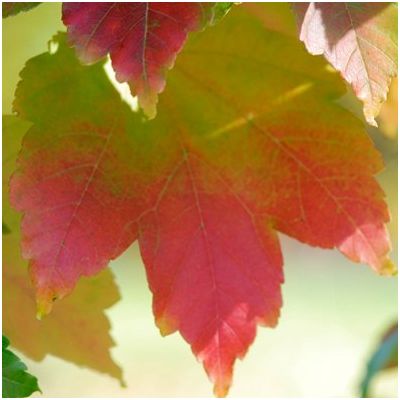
[11,4,394,396]
[2,2,41,18]
[293,2,398,127]
[62,2,216,118]
[3,115,123,382]
[2,335,41,398]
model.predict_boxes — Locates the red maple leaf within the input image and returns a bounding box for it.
[10,5,395,396]
[62,2,214,118]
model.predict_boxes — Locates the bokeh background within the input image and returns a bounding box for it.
[3,3,398,397]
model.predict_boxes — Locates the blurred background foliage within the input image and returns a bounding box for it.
[2,3,397,397]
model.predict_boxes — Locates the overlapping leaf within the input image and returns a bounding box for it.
[2,2,40,18]
[11,5,394,396]
[293,2,398,126]
[3,116,123,382]
[2,335,40,398]
[62,2,218,118]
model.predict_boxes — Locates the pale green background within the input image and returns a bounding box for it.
[3,3,398,397]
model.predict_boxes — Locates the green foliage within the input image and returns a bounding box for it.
[2,335,41,398]
[2,2,41,18]
[211,2,234,24]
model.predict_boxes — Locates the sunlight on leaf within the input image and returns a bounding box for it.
[294,2,398,126]
[103,56,139,112]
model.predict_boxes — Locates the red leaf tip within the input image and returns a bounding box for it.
[200,341,233,398]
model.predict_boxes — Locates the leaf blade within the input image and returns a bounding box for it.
[2,335,41,398]
[62,2,215,118]
[2,2,40,18]
[10,4,394,395]
[293,2,398,126]
[3,115,123,382]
